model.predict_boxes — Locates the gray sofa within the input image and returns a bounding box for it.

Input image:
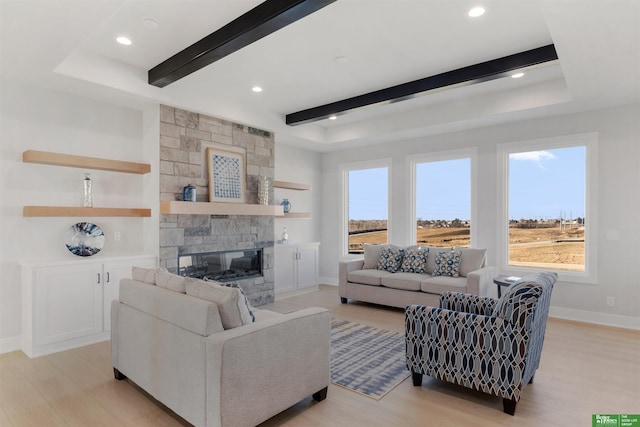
[339,244,496,309]
[111,268,330,427]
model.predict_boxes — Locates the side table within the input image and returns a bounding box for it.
[493,275,521,297]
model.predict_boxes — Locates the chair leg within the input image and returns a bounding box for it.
[340,297,348,304]
[503,398,517,415]
[529,373,535,384]
[113,368,126,380]
[312,387,328,402]
[411,372,423,386]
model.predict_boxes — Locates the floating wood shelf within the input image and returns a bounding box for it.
[23,206,151,217]
[282,212,312,219]
[23,150,151,174]
[273,180,311,191]
[160,201,284,216]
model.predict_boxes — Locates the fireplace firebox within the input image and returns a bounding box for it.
[178,249,263,282]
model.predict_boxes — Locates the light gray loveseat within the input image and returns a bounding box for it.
[111,268,331,427]
[339,244,496,309]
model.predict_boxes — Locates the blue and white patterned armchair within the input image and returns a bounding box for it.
[405,272,556,415]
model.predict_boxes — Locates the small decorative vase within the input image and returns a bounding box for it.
[183,184,196,202]
[258,176,269,205]
[83,173,93,207]
[281,198,291,213]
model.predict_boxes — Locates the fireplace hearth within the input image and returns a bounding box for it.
[178,249,263,283]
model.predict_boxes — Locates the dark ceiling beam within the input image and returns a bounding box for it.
[286,44,558,126]
[148,0,336,88]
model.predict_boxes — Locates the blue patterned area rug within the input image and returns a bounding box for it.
[330,318,410,400]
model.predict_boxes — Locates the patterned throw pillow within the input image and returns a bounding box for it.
[377,246,405,273]
[399,247,429,274]
[434,250,462,277]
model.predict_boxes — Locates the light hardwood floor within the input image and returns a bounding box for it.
[1,285,638,426]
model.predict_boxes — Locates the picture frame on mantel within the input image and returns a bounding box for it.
[206,146,246,203]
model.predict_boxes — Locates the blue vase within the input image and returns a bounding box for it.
[281,198,291,213]
[183,184,196,202]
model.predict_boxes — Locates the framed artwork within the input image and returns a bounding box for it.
[206,146,246,203]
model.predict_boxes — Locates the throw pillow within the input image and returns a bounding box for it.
[155,270,187,293]
[376,246,405,273]
[131,266,165,284]
[454,246,487,277]
[363,244,388,269]
[399,247,429,274]
[185,279,254,329]
[222,282,255,322]
[433,250,462,277]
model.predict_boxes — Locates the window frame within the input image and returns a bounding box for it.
[340,158,392,259]
[497,132,598,284]
[407,148,478,247]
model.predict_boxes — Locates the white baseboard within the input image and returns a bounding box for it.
[0,336,22,355]
[549,306,640,330]
[319,276,338,286]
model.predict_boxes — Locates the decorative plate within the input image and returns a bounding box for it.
[65,222,105,257]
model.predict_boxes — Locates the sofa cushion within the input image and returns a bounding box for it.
[131,266,166,284]
[252,308,283,322]
[421,276,468,294]
[381,272,424,291]
[119,278,224,336]
[185,279,254,330]
[363,243,388,269]
[454,246,487,277]
[434,250,462,277]
[347,269,392,286]
[377,246,405,273]
[399,247,429,274]
[156,270,187,293]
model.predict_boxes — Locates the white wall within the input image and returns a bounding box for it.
[274,142,323,246]
[0,83,155,350]
[320,105,640,327]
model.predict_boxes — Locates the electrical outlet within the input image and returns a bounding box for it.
[606,296,615,307]
[114,231,121,241]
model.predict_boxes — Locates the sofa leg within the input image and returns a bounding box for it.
[503,398,517,415]
[340,297,348,304]
[411,372,423,387]
[113,368,127,381]
[312,387,328,402]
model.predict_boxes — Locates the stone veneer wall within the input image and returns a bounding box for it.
[158,105,275,306]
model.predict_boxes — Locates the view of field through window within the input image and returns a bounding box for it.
[347,146,586,272]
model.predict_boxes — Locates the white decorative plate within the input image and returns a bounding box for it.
[65,222,105,257]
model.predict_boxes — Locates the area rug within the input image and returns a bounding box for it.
[330,318,410,400]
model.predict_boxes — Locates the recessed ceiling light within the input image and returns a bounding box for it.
[511,72,525,78]
[328,115,337,120]
[468,7,485,17]
[116,36,132,45]
[252,86,263,93]
[334,56,349,64]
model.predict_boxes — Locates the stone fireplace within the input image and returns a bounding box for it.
[158,105,275,306]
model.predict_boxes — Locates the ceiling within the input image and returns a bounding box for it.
[2,0,639,152]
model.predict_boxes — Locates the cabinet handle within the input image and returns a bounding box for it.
[97,273,101,284]
[106,272,110,283]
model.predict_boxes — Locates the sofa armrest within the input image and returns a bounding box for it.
[439,291,497,316]
[339,258,365,287]
[205,307,330,427]
[465,265,497,296]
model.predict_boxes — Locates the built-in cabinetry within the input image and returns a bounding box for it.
[273,180,312,219]
[22,150,151,217]
[21,255,156,357]
[274,243,320,294]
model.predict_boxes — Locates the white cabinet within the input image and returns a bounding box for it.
[21,255,156,357]
[274,243,319,294]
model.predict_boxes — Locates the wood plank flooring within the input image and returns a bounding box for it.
[1,285,638,426]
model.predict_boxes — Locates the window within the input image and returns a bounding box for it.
[341,160,390,255]
[498,133,597,282]
[409,149,476,248]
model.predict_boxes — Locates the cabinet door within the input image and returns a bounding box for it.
[34,263,103,346]
[296,245,319,289]
[103,257,156,331]
[274,246,297,294]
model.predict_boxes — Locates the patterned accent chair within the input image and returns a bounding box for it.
[405,271,556,415]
